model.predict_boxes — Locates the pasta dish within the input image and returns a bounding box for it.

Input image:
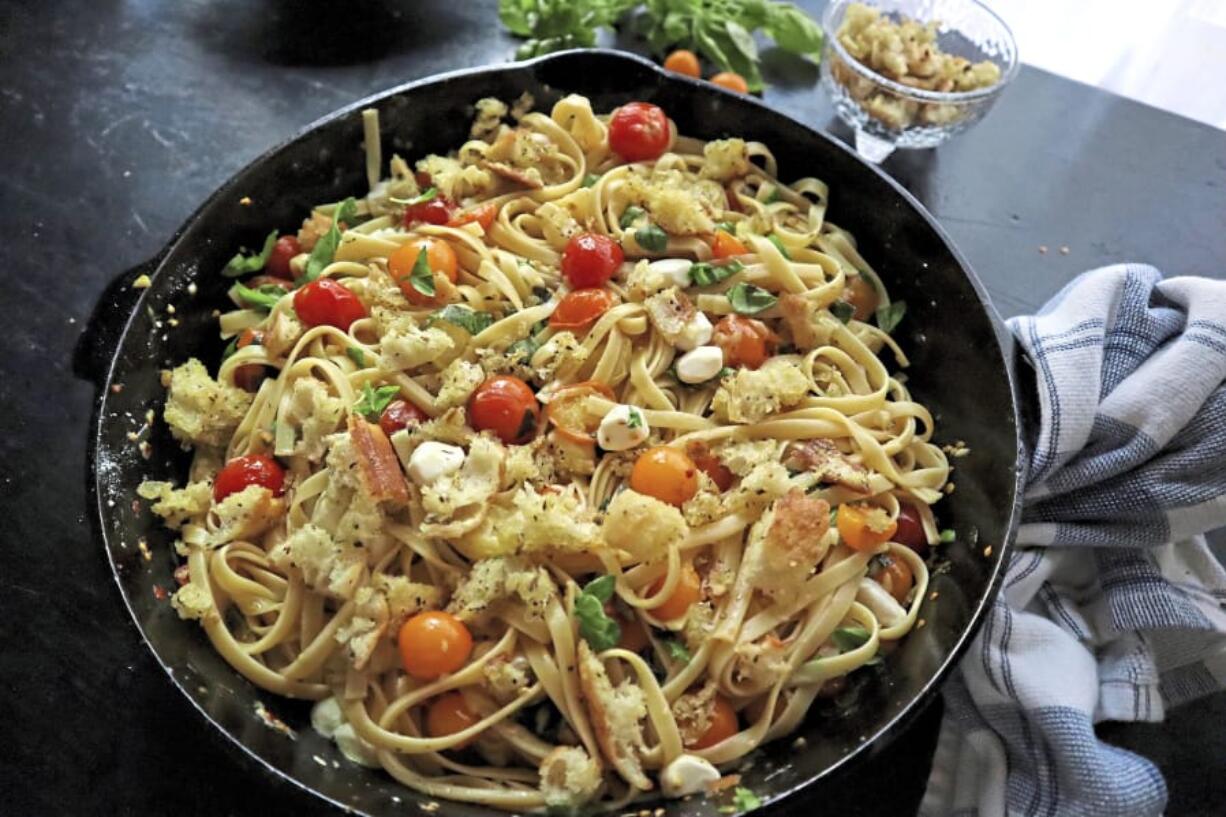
[138,92,950,811]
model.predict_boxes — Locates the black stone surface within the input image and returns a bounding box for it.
[0,1,1223,815]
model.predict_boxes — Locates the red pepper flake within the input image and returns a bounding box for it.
[153,585,168,600]
[111,383,125,394]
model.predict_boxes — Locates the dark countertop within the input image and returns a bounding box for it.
[1,1,1224,815]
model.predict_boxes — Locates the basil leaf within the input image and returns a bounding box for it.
[830,300,855,324]
[583,574,616,603]
[832,626,871,652]
[352,382,400,420]
[346,347,368,367]
[581,173,600,188]
[428,304,496,336]
[724,20,759,63]
[222,230,278,278]
[662,639,691,664]
[727,282,777,315]
[716,221,736,235]
[232,282,287,311]
[405,187,437,206]
[575,581,620,652]
[625,407,643,429]
[220,336,239,363]
[508,335,540,363]
[765,4,825,56]
[939,528,956,543]
[302,196,357,283]
[876,300,907,334]
[688,258,743,287]
[409,246,436,297]
[635,223,668,253]
[766,234,791,259]
[731,787,762,812]
[619,205,645,230]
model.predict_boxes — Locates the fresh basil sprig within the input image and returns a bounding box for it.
[408,246,436,297]
[222,230,278,278]
[876,300,907,334]
[635,223,668,252]
[830,300,855,324]
[231,282,288,311]
[302,197,358,284]
[727,282,777,315]
[575,575,621,651]
[428,304,496,336]
[831,625,871,652]
[353,382,400,421]
[688,258,743,287]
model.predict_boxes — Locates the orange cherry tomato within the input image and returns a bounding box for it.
[388,237,459,306]
[687,694,739,749]
[213,454,285,502]
[870,553,915,604]
[844,275,879,321]
[685,442,734,492]
[648,561,702,621]
[663,49,701,78]
[630,446,699,507]
[426,692,479,749]
[398,611,473,680]
[710,229,748,259]
[232,328,266,392]
[545,380,615,444]
[712,314,776,370]
[709,72,749,94]
[549,288,619,331]
[836,503,899,553]
[468,375,541,445]
[447,201,498,231]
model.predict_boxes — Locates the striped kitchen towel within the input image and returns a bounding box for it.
[920,264,1226,817]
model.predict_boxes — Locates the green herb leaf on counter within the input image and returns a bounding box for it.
[832,625,871,652]
[766,233,791,259]
[727,282,777,315]
[576,575,621,651]
[635,223,668,252]
[662,639,691,664]
[688,258,743,287]
[428,304,496,335]
[830,300,855,324]
[408,247,436,297]
[619,205,645,229]
[232,282,288,311]
[302,197,358,283]
[222,230,278,278]
[346,347,368,367]
[353,382,400,421]
[876,300,907,333]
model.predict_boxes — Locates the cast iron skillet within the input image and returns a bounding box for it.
[77,49,1023,817]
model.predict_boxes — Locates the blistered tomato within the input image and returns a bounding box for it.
[561,233,624,289]
[469,375,541,445]
[608,102,671,162]
[213,454,285,502]
[293,278,367,330]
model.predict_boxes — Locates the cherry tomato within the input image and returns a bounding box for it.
[426,692,479,749]
[469,375,541,445]
[561,232,624,289]
[712,314,776,369]
[379,398,428,437]
[870,553,915,604]
[403,193,456,226]
[648,560,702,621]
[686,442,734,492]
[213,454,285,502]
[266,235,301,280]
[710,72,749,94]
[388,237,459,307]
[893,503,928,554]
[398,611,474,680]
[615,611,651,653]
[293,278,367,331]
[710,229,748,259]
[688,694,738,750]
[447,201,498,231]
[836,503,899,553]
[845,275,879,321]
[545,380,615,444]
[608,102,671,162]
[549,288,619,331]
[233,328,266,392]
[630,446,699,507]
[663,49,701,78]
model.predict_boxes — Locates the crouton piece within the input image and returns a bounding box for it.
[532,331,589,383]
[483,654,535,703]
[420,434,506,527]
[784,439,871,494]
[470,97,509,142]
[137,480,213,528]
[539,746,602,809]
[415,154,494,201]
[372,574,444,631]
[746,489,830,600]
[436,359,485,410]
[263,309,305,359]
[445,557,557,624]
[335,585,390,670]
[716,440,781,476]
[380,323,455,372]
[171,583,213,621]
[282,378,346,461]
[297,211,332,252]
[162,358,253,448]
[778,293,828,350]
[210,484,285,545]
[712,358,811,424]
[700,138,751,182]
[348,415,409,506]
[602,490,688,564]
[577,641,651,790]
[535,201,583,245]
[643,287,697,343]
[272,523,367,600]
[455,484,602,559]
[670,683,718,747]
[622,168,723,236]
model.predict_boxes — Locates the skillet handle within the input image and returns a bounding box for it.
[73,256,159,387]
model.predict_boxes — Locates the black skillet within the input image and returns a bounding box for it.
[76,48,1024,817]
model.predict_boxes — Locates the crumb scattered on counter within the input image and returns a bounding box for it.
[1060,245,1070,255]
[240,196,253,206]
[111,383,125,394]
[1038,245,1048,254]
[133,274,152,289]
[188,282,198,296]
[983,545,994,558]
[137,538,152,561]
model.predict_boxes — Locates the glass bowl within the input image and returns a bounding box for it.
[820,0,1019,162]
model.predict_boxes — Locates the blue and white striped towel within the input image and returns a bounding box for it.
[920,264,1226,817]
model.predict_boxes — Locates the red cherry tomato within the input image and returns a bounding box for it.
[561,233,624,289]
[608,102,671,162]
[686,442,734,492]
[447,201,499,231]
[403,194,456,226]
[213,454,285,502]
[232,328,266,392]
[712,314,776,369]
[894,503,928,554]
[549,289,619,331]
[266,235,301,280]
[469,376,541,445]
[379,398,428,437]
[293,278,367,331]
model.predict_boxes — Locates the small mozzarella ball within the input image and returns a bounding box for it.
[660,754,721,798]
[675,345,725,384]
[406,441,465,484]
[333,723,380,768]
[675,311,714,351]
[310,697,344,739]
[597,404,650,451]
[648,258,694,288]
